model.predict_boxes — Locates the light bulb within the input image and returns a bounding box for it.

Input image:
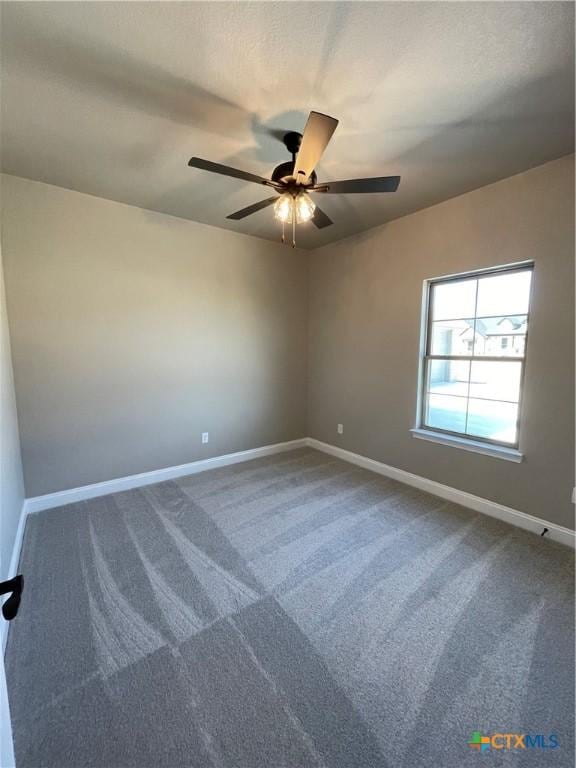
[274,193,294,223]
[295,192,316,223]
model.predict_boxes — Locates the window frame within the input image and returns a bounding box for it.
[416,262,534,451]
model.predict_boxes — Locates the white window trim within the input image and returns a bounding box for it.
[414,261,533,460]
[410,427,523,463]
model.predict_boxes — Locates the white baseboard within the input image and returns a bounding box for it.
[22,435,575,549]
[24,438,307,515]
[306,438,575,549]
[2,500,27,655]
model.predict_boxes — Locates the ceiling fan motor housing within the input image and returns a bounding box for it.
[271,162,317,187]
[271,131,317,187]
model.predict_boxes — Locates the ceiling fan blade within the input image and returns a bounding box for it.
[188,157,279,188]
[311,176,401,194]
[312,206,333,229]
[226,196,278,220]
[294,111,339,185]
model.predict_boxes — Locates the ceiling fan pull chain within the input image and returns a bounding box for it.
[281,220,285,244]
[292,208,296,248]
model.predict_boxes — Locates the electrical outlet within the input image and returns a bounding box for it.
[337,424,344,435]
[202,432,209,444]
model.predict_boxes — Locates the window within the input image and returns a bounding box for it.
[417,264,533,449]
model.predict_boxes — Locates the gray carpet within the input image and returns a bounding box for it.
[6,448,575,767]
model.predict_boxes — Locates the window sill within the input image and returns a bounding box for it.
[410,428,523,463]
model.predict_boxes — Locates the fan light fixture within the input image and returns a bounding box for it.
[273,193,293,223]
[274,191,316,224]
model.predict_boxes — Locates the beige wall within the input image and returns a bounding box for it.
[0,243,21,765]
[308,155,575,530]
[1,175,308,497]
[0,241,24,580]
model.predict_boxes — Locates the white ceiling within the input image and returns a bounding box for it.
[1,2,574,249]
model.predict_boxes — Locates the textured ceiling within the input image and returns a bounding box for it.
[1,1,574,249]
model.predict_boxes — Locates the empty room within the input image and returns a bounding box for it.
[0,2,574,767]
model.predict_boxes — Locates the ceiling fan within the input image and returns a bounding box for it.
[188,111,400,246]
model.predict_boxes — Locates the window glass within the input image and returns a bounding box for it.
[420,266,532,448]
[472,315,527,357]
[476,271,532,316]
[427,359,470,397]
[429,319,476,356]
[425,395,467,434]
[466,399,519,444]
[468,361,522,402]
[431,279,477,321]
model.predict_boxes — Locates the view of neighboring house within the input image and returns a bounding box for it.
[431,316,528,361]
[427,314,527,441]
[458,316,528,356]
